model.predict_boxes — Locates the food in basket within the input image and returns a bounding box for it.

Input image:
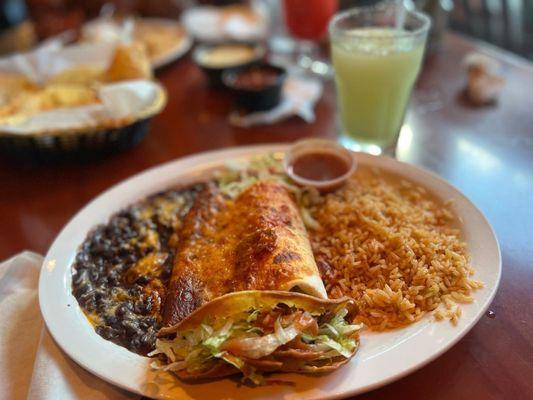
[0,83,98,125]
[105,42,153,81]
[48,65,105,85]
[82,17,189,67]
[0,43,152,126]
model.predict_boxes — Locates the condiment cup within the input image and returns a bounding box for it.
[283,138,357,192]
[193,43,265,87]
[222,62,286,112]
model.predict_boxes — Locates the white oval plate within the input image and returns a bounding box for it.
[140,18,193,70]
[39,145,501,400]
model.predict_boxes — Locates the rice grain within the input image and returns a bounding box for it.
[310,169,483,330]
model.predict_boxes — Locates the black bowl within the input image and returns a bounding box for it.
[222,63,287,112]
[192,43,265,88]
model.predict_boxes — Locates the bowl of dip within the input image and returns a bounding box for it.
[284,138,357,192]
[222,62,286,111]
[193,43,265,87]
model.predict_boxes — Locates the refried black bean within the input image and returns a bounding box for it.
[71,184,202,355]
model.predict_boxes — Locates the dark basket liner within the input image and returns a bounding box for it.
[0,118,151,165]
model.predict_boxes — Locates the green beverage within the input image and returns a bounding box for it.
[329,5,430,154]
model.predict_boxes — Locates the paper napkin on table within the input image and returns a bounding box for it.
[0,251,139,400]
[229,73,323,128]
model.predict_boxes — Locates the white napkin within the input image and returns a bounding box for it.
[0,42,115,84]
[0,252,139,400]
[229,73,323,128]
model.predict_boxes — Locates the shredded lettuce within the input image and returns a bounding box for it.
[314,335,357,358]
[245,369,265,386]
[301,207,321,231]
[153,306,362,384]
[203,321,233,355]
[216,153,299,198]
[321,323,339,338]
[325,308,363,336]
[221,353,245,370]
[155,317,253,375]
[247,309,260,323]
[227,322,300,359]
[274,317,291,343]
[201,323,213,336]
[215,153,325,230]
[314,309,362,358]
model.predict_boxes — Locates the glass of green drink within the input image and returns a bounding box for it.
[329,2,431,155]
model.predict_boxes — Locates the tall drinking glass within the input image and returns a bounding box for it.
[329,2,430,155]
[282,0,338,76]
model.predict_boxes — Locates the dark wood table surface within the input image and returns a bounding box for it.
[1,32,532,399]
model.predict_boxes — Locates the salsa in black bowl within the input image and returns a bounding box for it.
[222,63,287,112]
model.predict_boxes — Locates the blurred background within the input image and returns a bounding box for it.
[0,0,532,59]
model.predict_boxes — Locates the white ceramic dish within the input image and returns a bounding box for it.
[39,144,501,400]
[181,6,268,43]
[141,18,193,70]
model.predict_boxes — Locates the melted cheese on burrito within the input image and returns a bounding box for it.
[162,181,327,327]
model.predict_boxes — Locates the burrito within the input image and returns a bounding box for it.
[153,291,361,384]
[162,180,327,327]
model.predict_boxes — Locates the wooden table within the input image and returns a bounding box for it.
[1,32,532,398]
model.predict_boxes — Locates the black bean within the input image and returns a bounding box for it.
[123,254,138,264]
[134,300,148,314]
[135,276,150,285]
[141,333,155,348]
[122,319,141,336]
[107,276,120,287]
[89,269,100,283]
[139,318,155,330]
[73,281,92,295]
[95,288,107,300]
[105,315,118,325]
[71,186,199,355]
[115,304,126,317]
[96,325,119,340]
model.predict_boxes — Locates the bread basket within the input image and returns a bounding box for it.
[0,82,166,164]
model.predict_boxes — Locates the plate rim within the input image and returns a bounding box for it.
[138,17,193,69]
[39,144,501,399]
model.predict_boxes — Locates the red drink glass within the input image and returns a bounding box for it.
[281,0,337,77]
[283,0,338,40]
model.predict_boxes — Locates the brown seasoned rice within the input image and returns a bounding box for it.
[310,169,483,330]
